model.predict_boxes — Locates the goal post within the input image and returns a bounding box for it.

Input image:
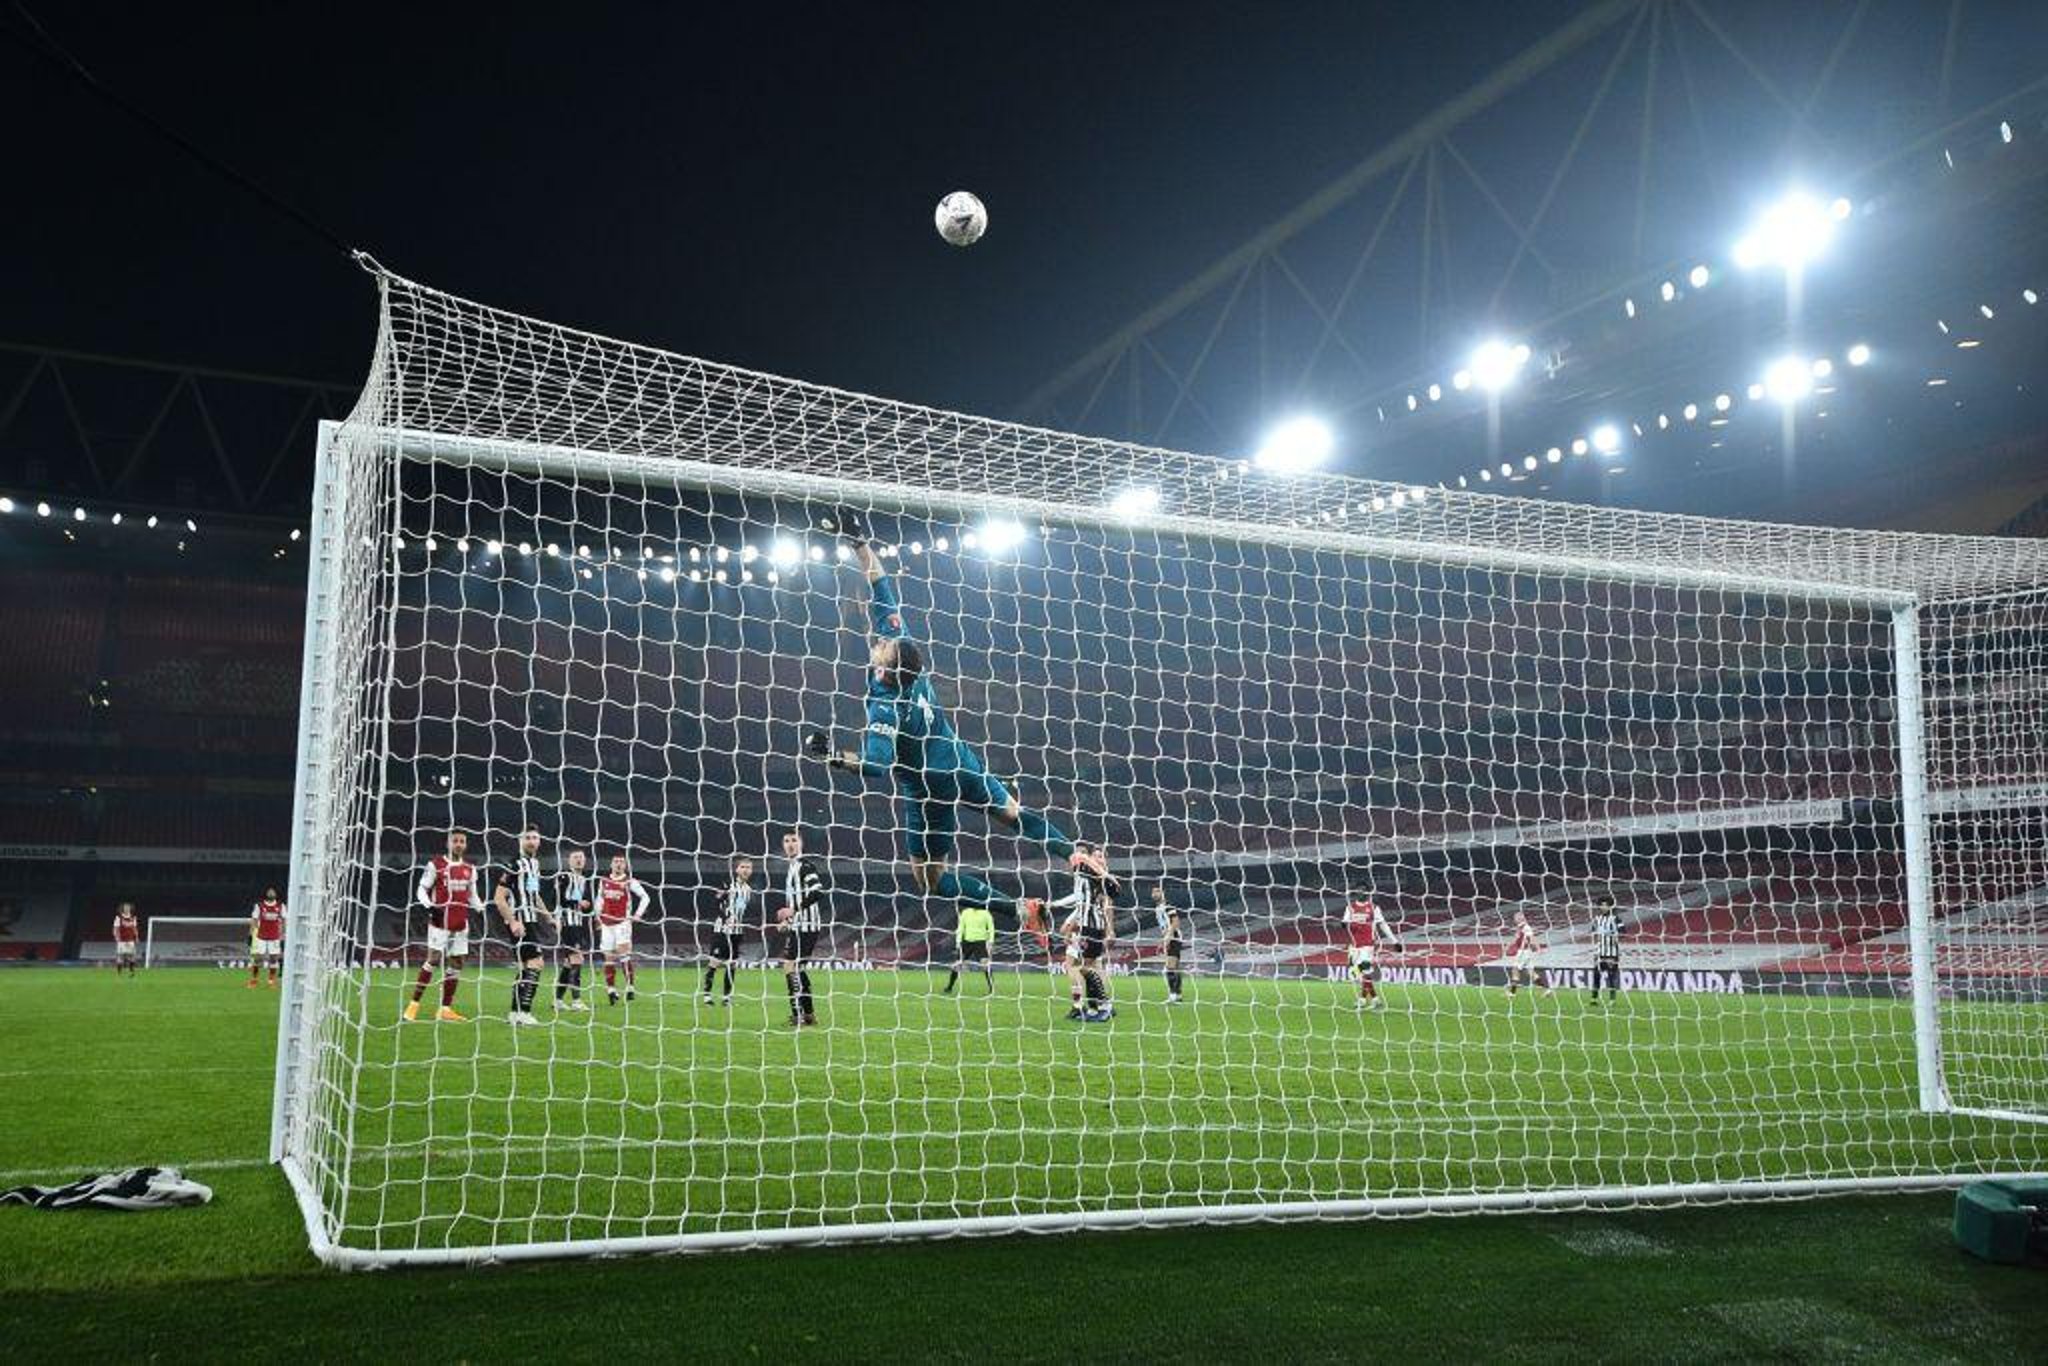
[143,916,255,968]
[271,263,2048,1267]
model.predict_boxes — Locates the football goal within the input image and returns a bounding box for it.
[270,260,2048,1268]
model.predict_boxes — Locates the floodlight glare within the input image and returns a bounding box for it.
[1108,485,1162,519]
[771,538,802,568]
[977,518,1029,556]
[1732,191,1841,272]
[36,501,50,517]
[1253,416,1335,473]
[1846,343,1871,367]
[1763,355,1815,403]
[0,497,12,513]
[1467,339,1526,392]
[1591,424,1622,455]
[1689,264,1710,289]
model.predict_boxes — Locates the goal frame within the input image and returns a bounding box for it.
[264,416,2040,1269]
[142,916,255,968]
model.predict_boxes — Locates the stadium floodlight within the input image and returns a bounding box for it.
[185,518,197,533]
[485,539,502,555]
[1732,191,1842,271]
[976,517,1028,555]
[291,527,303,541]
[1546,447,1562,463]
[771,538,802,568]
[1466,339,1527,393]
[1253,415,1334,473]
[933,537,949,553]
[0,497,11,513]
[1452,369,1472,391]
[2025,290,2039,306]
[1689,264,1711,289]
[1591,424,1622,455]
[1570,438,1589,456]
[1714,394,1732,412]
[1661,280,1677,302]
[455,537,469,553]
[72,506,86,521]
[1108,485,1162,519]
[1847,343,1871,367]
[36,501,50,517]
[1764,355,1815,403]
[146,515,158,528]
[517,541,532,555]
[810,544,827,561]
[742,544,760,564]
[660,566,676,583]
[1812,358,1834,379]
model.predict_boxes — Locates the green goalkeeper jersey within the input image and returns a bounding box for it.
[957,906,995,944]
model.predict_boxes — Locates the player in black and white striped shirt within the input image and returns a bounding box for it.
[491,829,558,1025]
[778,831,829,1027]
[1589,893,1623,1005]
[551,849,594,1012]
[702,855,753,1006]
[1046,841,1120,1022]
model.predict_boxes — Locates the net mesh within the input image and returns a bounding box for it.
[271,265,2048,1263]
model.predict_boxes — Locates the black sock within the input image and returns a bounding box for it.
[722,965,733,996]
[799,970,815,1017]
[944,967,959,992]
[1167,970,1182,995]
[982,966,993,992]
[555,968,568,1001]
[785,971,800,1014]
[515,965,539,1013]
[1084,970,1104,1005]
[702,966,716,995]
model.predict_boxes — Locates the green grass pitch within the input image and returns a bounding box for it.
[4,964,2046,1361]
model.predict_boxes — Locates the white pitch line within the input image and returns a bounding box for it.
[0,1154,271,1184]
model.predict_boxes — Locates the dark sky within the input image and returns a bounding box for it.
[4,2,1584,416]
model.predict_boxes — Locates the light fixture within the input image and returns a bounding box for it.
[1591,424,1622,455]
[1763,355,1815,403]
[1714,394,1732,412]
[1688,264,1710,289]
[1252,416,1335,474]
[1732,191,1843,272]
[1109,486,1162,519]
[771,538,802,568]
[1660,280,1677,302]
[486,539,502,555]
[1466,339,1527,392]
[1846,343,1871,367]
[36,501,50,517]
[977,518,1029,556]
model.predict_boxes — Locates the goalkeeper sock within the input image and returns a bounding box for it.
[1012,807,1074,859]
[934,870,1017,918]
[982,964,994,992]
[944,967,959,993]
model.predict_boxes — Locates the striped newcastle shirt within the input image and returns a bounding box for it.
[714,880,752,936]
[499,857,549,923]
[1049,868,1114,933]
[554,869,593,928]
[783,856,827,933]
[1592,910,1622,960]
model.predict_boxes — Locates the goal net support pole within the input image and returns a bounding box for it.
[1893,604,1948,1115]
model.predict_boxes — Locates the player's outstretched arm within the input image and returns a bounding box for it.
[804,728,892,780]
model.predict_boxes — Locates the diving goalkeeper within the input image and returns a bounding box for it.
[803,508,1081,929]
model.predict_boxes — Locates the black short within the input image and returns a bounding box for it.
[776,928,821,963]
[1160,937,1183,959]
[1077,929,1106,963]
[510,925,546,961]
[557,921,589,952]
[1595,954,1620,972]
[711,932,743,962]
[959,940,990,962]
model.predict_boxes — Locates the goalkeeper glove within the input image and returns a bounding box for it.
[821,507,869,543]
[803,729,833,759]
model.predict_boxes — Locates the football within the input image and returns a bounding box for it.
[934,190,987,247]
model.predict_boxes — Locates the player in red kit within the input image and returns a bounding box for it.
[111,902,140,977]
[406,830,484,1022]
[1343,892,1401,1012]
[1505,910,1550,998]
[595,853,650,1006]
[248,887,286,989]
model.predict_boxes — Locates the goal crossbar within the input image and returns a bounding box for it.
[384,427,1917,610]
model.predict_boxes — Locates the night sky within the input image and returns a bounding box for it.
[4,2,1584,414]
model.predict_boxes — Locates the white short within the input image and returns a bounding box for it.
[426,925,469,957]
[115,941,136,958]
[1349,947,1376,971]
[1512,949,1535,971]
[599,921,633,955]
[252,939,282,959]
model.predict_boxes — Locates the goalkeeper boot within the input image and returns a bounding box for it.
[435,1006,467,1022]
[402,1000,420,1022]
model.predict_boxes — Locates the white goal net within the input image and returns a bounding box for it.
[271,263,2048,1267]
